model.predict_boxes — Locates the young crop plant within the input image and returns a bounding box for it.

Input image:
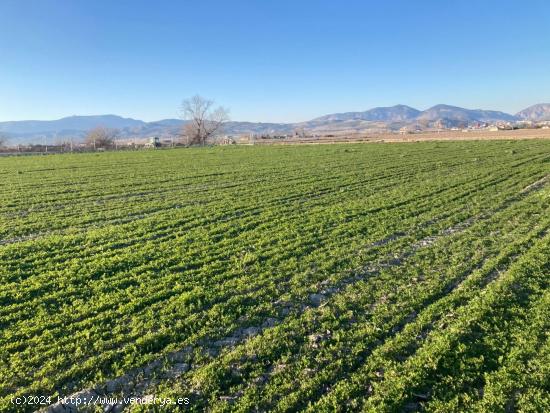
[0,140,548,412]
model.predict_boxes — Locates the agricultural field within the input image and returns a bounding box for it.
[0,141,549,412]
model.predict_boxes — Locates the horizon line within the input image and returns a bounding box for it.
[1,102,548,124]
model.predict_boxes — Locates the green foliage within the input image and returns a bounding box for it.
[0,141,549,412]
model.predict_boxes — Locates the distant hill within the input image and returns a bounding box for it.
[516,104,550,121]
[127,120,293,139]
[0,104,547,144]
[0,115,145,135]
[305,104,520,131]
[223,122,293,135]
[0,115,147,144]
[0,115,295,144]
[309,105,421,123]
[417,104,517,123]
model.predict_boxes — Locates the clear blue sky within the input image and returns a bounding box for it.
[1,0,549,122]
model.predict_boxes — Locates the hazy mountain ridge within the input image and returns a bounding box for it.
[416,104,517,123]
[309,105,421,123]
[515,103,550,121]
[1,103,549,144]
[0,115,145,135]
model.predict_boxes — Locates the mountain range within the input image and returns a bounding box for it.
[1,103,549,144]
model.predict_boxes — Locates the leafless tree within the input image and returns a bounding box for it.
[59,138,75,152]
[85,127,119,149]
[180,95,229,145]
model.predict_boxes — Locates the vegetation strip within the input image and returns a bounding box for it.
[0,141,548,412]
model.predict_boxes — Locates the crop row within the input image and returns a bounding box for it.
[0,140,548,412]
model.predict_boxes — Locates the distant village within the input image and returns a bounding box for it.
[397,119,550,135]
[2,118,550,155]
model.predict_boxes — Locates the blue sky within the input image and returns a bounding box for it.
[1,0,549,122]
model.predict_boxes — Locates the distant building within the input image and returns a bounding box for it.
[221,136,236,145]
[145,137,161,148]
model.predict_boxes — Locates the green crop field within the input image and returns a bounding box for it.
[1,141,549,412]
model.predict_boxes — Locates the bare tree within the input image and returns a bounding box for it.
[57,138,75,152]
[85,127,118,149]
[180,95,229,145]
